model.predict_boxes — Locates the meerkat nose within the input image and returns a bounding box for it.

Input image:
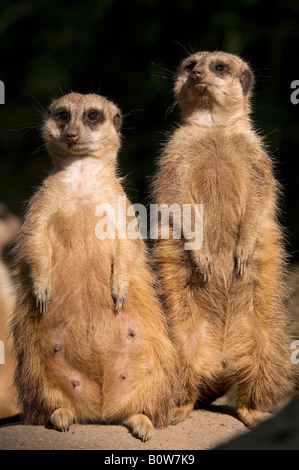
[66,133,79,142]
[191,69,204,80]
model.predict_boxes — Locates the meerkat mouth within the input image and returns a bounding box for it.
[67,142,80,148]
[189,82,212,97]
[66,141,86,151]
[54,141,89,156]
[192,82,213,88]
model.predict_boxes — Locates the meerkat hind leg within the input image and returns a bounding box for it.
[237,406,264,429]
[49,408,74,432]
[170,403,194,425]
[123,414,155,442]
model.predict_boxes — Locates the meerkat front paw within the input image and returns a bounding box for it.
[123,414,155,442]
[235,246,253,276]
[33,279,52,314]
[111,279,129,312]
[192,251,213,281]
[49,408,74,432]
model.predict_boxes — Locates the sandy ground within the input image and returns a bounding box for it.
[0,405,248,451]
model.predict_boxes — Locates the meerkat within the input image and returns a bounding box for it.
[10,92,177,441]
[152,51,293,428]
[0,203,21,418]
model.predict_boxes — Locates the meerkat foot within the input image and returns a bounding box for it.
[49,408,74,432]
[192,252,213,281]
[237,407,264,428]
[33,280,52,314]
[234,247,253,276]
[111,280,129,312]
[170,404,193,425]
[123,414,155,442]
[112,293,127,311]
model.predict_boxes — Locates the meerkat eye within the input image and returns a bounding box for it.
[56,110,68,121]
[214,63,228,74]
[185,61,196,72]
[88,111,99,121]
[87,109,104,123]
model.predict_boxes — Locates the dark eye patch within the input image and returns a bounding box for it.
[54,109,69,121]
[185,61,197,72]
[86,109,105,124]
[212,62,229,75]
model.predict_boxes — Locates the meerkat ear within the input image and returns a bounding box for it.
[113,112,122,132]
[240,68,254,95]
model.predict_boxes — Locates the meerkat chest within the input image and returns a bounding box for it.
[50,159,119,249]
[191,134,245,177]
[185,133,249,208]
[61,159,113,206]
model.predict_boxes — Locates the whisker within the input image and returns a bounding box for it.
[25,91,47,118]
[152,74,170,80]
[174,40,194,56]
[11,123,40,132]
[57,82,65,98]
[150,62,174,81]
[123,109,144,118]
[16,128,38,142]
[165,101,177,119]
[32,142,47,155]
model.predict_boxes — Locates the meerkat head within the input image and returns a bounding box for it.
[174,51,254,121]
[42,93,122,161]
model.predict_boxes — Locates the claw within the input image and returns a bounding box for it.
[114,294,126,312]
[111,279,129,313]
[34,286,51,315]
[38,298,49,314]
[195,257,212,282]
[236,253,251,276]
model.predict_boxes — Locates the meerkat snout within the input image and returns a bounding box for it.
[65,133,78,142]
[191,67,205,82]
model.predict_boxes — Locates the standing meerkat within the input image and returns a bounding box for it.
[10,92,177,441]
[152,51,293,428]
[0,203,21,419]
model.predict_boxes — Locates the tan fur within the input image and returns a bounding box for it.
[152,52,293,428]
[10,93,177,441]
[0,203,21,418]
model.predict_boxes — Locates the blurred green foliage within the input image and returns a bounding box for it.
[0,0,299,256]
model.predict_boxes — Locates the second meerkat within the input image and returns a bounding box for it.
[153,51,293,428]
[10,92,177,441]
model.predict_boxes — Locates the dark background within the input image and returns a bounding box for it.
[0,0,299,258]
